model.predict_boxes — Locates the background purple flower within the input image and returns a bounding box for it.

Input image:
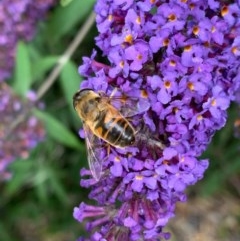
[0,83,45,181]
[74,0,240,240]
[0,0,56,81]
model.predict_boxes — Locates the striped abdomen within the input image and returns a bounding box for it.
[93,109,135,148]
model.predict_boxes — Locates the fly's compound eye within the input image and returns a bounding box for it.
[95,97,101,102]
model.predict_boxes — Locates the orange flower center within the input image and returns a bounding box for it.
[164,81,171,89]
[136,16,141,24]
[163,38,169,46]
[197,115,203,121]
[168,14,177,22]
[221,6,229,16]
[119,61,124,68]
[108,14,113,21]
[231,46,239,55]
[137,54,143,60]
[124,34,133,44]
[173,107,179,113]
[135,175,143,180]
[189,3,195,10]
[184,45,192,52]
[187,82,194,91]
[211,99,216,106]
[169,60,176,67]
[141,90,148,98]
[193,26,199,35]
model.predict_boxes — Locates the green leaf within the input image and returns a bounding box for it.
[33,166,50,205]
[60,61,82,109]
[33,109,82,149]
[6,159,33,196]
[35,181,48,205]
[0,222,12,241]
[60,0,74,6]
[46,0,95,43]
[32,56,58,82]
[13,41,32,96]
[222,155,240,177]
[49,171,68,204]
[200,171,223,196]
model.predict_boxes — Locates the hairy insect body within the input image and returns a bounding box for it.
[73,89,135,148]
[73,88,165,180]
[95,114,135,148]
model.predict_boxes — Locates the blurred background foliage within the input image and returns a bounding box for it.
[0,0,240,241]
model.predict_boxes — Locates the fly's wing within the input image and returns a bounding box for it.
[99,89,150,117]
[83,124,105,181]
[110,96,140,117]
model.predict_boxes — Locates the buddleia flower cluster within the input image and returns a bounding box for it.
[0,83,45,181]
[0,0,56,81]
[74,0,240,240]
[0,0,56,180]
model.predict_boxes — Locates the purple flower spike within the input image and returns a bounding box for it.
[74,0,240,240]
[0,0,56,82]
[0,83,45,181]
